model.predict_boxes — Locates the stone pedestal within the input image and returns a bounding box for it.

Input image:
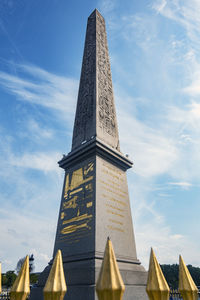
[31,259,147,300]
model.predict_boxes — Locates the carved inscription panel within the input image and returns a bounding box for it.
[72,14,96,150]
[96,11,119,150]
[96,156,137,260]
[54,159,95,257]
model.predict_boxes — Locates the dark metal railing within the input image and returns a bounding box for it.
[0,292,10,300]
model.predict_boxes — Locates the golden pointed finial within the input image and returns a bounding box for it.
[96,237,125,300]
[10,256,30,300]
[146,248,170,300]
[43,249,67,300]
[0,262,2,293]
[179,255,198,300]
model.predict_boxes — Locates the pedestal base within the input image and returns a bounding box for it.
[30,258,148,300]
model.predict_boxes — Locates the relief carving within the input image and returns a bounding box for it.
[72,10,119,150]
[72,16,96,147]
[96,13,117,138]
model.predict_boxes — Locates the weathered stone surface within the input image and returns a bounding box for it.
[30,9,148,300]
[72,9,120,151]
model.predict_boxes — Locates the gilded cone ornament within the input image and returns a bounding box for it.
[43,249,67,300]
[10,256,30,300]
[146,248,170,300]
[179,255,198,300]
[96,237,125,300]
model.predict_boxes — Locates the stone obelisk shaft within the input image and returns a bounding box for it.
[72,9,120,151]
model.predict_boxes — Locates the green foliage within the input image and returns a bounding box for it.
[2,271,17,288]
[30,273,39,284]
[187,265,200,287]
[160,264,179,289]
[160,264,200,289]
[2,271,39,288]
[2,253,37,289]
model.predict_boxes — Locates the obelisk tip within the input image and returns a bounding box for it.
[89,8,104,19]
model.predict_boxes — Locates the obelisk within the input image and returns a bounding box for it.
[30,9,148,300]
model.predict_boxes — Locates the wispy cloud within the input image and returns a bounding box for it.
[136,218,199,267]
[0,127,61,175]
[153,0,200,45]
[183,69,200,96]
[26,119,54,140]
[167,102,200,133]
[119,109,178,178]
[0,62,78,120]
[152,0,200,96]
[0,206,55,272]
[128,174,200,268]
[118,97,200,183]
[0,128,63,272]
[9,151,61,173]
[168,181,193,190]
[116,84,200,266]
[98,0,116,14]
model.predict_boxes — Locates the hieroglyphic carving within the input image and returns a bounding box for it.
[72,10,120,150]
[96,12,118,141]
[72,14,96,149]
[58,161,95,243]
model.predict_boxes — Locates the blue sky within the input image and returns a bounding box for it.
[0,0,200,272]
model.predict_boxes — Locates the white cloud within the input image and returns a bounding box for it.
[130,178,194,267]
[183,78,200,96]
[131,178,199,268]
[98,0,116,14]
[0,130,63,272]
[0,63,75,236]
[153,0,200,46]
[0,62,78,120]
[9,151,61,173]
[136,219,199,268]
[0,207,56,272]
[168,181,193,190]
[152,0,200,103]
[125,104,200,183]
[128,174,200,269]
[119,109,178,177]
[116,87,200,267]
[27,119,54,140]
[120,14,158,51]
[0,127,62,174]
[162,102,200,182]
[167,102,200,132]
[116,89,200,183]
[153,0,167,14]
